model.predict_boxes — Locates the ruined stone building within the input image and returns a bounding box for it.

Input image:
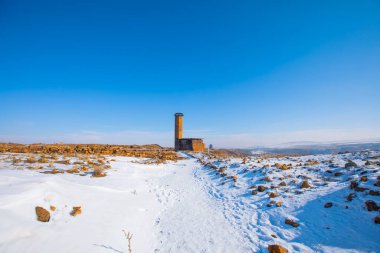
[174,113,205,152]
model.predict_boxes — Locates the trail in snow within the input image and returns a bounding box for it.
[151,157,249,253]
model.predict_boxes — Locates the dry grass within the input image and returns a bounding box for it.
[92,167,107,177]
[0,143,180,162]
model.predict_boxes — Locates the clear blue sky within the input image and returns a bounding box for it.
[1,0,379,147]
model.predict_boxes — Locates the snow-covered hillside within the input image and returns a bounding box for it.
[0,151,379,253]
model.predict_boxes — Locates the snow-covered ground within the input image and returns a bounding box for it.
[0,151,379,252]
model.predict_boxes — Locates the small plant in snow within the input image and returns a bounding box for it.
[122,230,133,253]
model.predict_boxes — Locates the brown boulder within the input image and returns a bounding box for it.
[279,181,286,187]
[258,185,267,192]
[365,200,379,211]
[252,190,258,195]
[269,192,279,198]
[354,187,368,192]
[285,218,299,227]
[350,181,358,189]
[324,202,333,208]
[369,190,380,196]
[300,181,311,188]
[268,244,287,253]
[345,161,357,168]
[35,206,50,222]
[334,172,343,177]
[374,181,380,187]
[375,217,380,224]
[360,176,368,182]
[346,193,356,201]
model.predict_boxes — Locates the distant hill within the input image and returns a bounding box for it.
[246,142,380,155]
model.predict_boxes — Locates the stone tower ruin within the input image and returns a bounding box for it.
[174,113,205,152]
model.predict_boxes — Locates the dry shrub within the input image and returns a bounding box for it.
[41,169,64,174]
[307,159,319,165]
[51,154,59,160]
[25,155,37,163]
[80,166,88,172]
[92,167,107,177]
[12,157,21,165]
[67,166,80,174]
[38,157,49,163]
[70,206,82,216]
[56,159,71,165]
[28,165,43,170]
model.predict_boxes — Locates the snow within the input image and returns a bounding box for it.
[0,151,379,253]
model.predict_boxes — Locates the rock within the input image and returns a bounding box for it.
[360,176,368,182]
[70,206,82,216]
[334,172,343,176]
[276,201,283,207]
[50,205,56,212]
[374,181,380,187]
[264,177,272,182]
[346,193,356,201]
[232,175,238,182]
[266,203,272,207]
[285,218,299,227]
[269,192,279,198]
[345,161,358,168]
[375,217,380,224]
[350,181,358,189]
[35,206,50,222]
[258,185,267,192]
[274,163,282,169]
[354,187,368,192]
[324,202,333,208]
[365,200,379,211]
[369,190,380,196]
[252,190,258,195]
[279,181,286,186]
[300,181,311,188]
[268,244,287,253]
